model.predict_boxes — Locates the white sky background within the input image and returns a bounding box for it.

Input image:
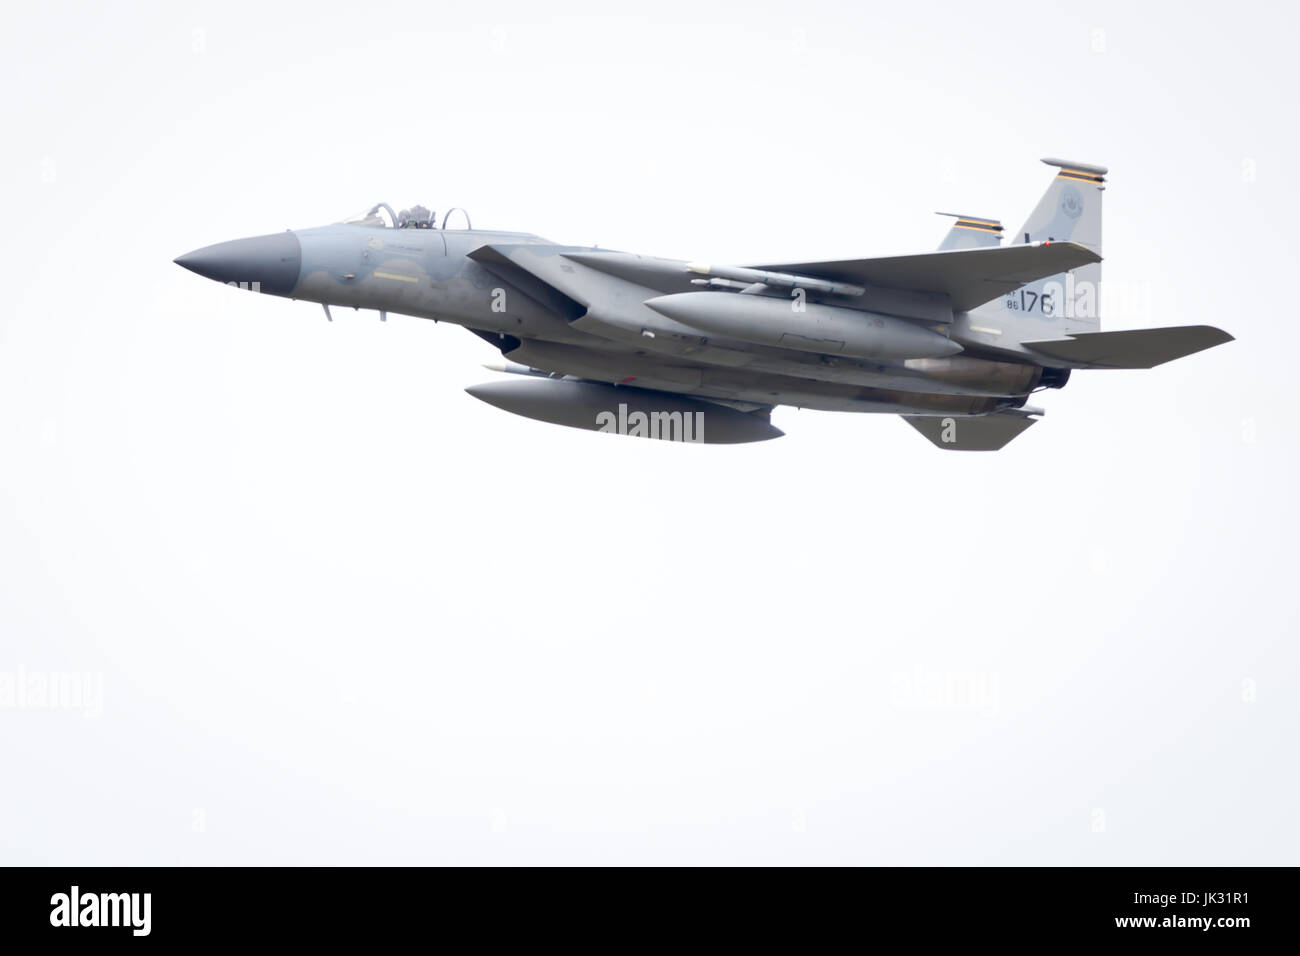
[0,0,1295,864]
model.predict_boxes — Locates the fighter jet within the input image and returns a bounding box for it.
[174,160,1232,449]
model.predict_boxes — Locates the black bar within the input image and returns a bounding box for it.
[0,866,1288,943]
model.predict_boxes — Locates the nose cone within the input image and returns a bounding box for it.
[174,231,302,296]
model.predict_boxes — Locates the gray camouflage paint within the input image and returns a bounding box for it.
[175,161,1233,449]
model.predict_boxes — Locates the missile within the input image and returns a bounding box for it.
[464,378,784,444]
[684,262,867,297]
[481,359,550,378]
[644,292,961,361]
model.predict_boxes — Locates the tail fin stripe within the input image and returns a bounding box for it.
[935,212,1004,251]
[1057,171,1105,184]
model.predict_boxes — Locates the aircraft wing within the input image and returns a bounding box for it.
[751,242,1100,312]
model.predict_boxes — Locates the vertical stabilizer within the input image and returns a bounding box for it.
[935,212,1003,251]
[970,159,1106,336]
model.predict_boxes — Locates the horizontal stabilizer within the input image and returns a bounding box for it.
[752,242,1100,312]
[1023,326,1234,368]
[902,411,1038,451]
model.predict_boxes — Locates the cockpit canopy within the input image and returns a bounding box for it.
[340,203,471,230]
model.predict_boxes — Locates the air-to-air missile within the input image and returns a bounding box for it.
[175,161,1233,450]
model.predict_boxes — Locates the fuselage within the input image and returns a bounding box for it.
[175,218,1058,417]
